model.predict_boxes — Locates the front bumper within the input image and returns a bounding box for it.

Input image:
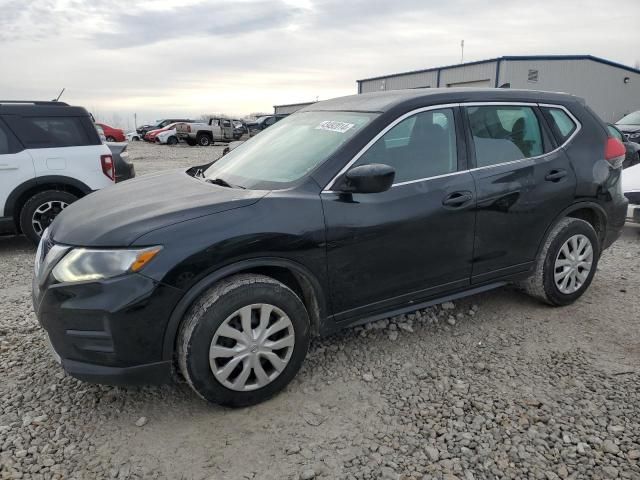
[33,272,182,386]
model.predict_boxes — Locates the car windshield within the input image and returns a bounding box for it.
[617,111,640,125]
[204,111,377,189]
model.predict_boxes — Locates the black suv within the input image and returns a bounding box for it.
[33,89,628,407]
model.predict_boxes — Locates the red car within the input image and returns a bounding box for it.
[145,123,177,142]
[96,123,126,142]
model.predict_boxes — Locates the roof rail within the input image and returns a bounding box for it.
[0,100,69,106]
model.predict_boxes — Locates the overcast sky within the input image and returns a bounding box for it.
[1,0,639,127]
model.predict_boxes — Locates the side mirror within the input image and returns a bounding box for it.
[341,164,395,194]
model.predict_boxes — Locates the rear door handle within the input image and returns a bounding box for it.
[442,191,473,208]
[545,169,567,182]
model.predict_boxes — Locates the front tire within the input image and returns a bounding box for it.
[19,190,78,245]
[519,217,600,306]
[106,136,116,142]
[167,136,178,145]
[177,274,311,407]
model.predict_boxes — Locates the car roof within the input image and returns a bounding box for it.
[300,88,583,113]
[0,101,91,117]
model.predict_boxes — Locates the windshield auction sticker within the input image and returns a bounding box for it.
[315,121,355,133]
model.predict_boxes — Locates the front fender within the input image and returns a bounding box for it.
[160,256,329,362]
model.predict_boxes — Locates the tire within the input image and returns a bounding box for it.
[186,138,197,146]
[167,136,178,145]
[196,133,212,146]
[106,136,116,142]
[177,274,311,407]
[519,218,600,306]
[19,190,78,245]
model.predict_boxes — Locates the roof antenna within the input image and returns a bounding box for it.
[53,88,65,102]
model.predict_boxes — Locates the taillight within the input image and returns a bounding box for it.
[101,154,115,181]
[605,137,626,169]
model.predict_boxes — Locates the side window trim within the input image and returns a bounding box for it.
[322,102,582,192]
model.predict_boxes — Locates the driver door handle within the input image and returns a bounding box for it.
[545,169,568,182]
[442,191,473,208]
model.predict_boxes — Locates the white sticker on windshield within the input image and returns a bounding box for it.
[315,121,355,134]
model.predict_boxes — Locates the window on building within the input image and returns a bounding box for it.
[527,69,539,82]
[354,108,458,183]
[466,105,543,167]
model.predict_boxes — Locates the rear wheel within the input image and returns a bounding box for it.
[519,217,600,306]
[186,138,197,146]
[177,274,311,407]
[19,190,78,245]
[196,133,212,146]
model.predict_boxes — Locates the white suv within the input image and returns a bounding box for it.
[0,101,115,244]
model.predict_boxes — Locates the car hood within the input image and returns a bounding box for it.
[50,170,267,247]
[616,124,640,134]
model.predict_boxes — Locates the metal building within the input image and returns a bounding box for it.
[357,55,640,122]
[273,102,316,116]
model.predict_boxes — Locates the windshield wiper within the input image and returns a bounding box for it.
[206,177,246,189]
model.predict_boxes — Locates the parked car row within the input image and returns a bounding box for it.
[124,115,285,148]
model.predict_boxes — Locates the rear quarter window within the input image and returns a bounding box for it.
[542,107,578,144]
[5,115,101,149]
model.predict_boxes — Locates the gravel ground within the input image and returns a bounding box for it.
[1,141,640,480]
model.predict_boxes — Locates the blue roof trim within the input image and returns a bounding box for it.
[356,55,640,83]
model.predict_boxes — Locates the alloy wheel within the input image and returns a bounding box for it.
[554,234,593,294]
[209,304,295,391]
[32,201,69,236]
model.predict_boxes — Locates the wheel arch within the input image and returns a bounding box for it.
[4,176,91,230]
[161,257,328,362]
[536,201,607,259]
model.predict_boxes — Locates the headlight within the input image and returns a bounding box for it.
[52,246,162,283]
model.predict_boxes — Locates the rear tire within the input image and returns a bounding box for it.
[519,217,600,306]
[19,190,78,245]
[197,133,212,146]
[177,274,311,407]
[186,138,197,146]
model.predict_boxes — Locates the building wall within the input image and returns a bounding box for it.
[274,102,315,115]
[359,70,438,93]
[501,59,640,123]
[439,61,498,88]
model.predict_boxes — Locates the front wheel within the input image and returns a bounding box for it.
[106,136,116,142]
[167,136,178,145]
[177,274,311,407]
[19,190,78,245]
[519,217,600,306]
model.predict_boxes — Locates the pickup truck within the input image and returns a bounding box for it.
[176,118,235,146]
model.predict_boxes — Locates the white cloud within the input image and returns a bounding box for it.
[1,0,639,126]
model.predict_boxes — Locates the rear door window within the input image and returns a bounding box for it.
[466,105,543,167]
[0,119,14,154]
[4,116,99,149]
[542,107,578,144]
